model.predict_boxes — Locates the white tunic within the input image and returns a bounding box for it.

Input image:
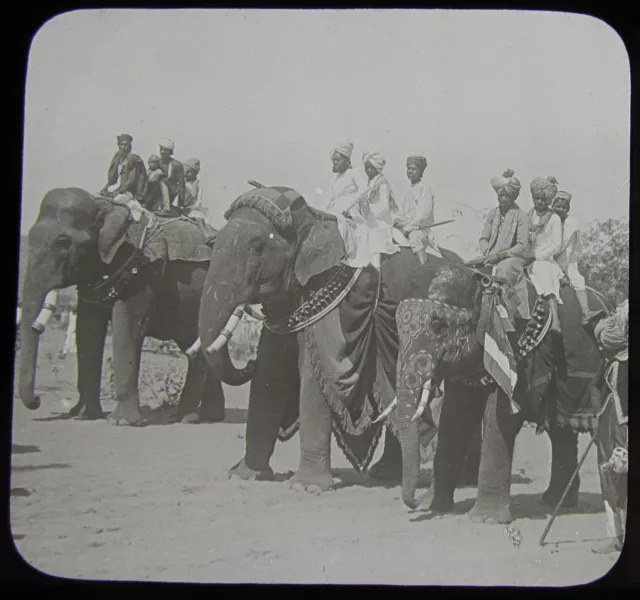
[527,211,564,301]
[324,168,371,268]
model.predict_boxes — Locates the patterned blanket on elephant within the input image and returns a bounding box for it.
[303,264,399,472]
[125,213,217,264]
[520,281,607,433]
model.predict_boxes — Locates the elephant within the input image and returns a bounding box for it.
[17,188,254,426]
[196,184,486,492]
[391,262,612,523]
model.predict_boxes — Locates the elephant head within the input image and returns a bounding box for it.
[18,187,248,411]
[198,186,346,377]
[391,264,502,508]
[18,188,122,410]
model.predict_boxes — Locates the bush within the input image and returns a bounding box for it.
[578,217,629,306]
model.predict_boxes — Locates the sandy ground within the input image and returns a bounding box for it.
[10,326,622,586]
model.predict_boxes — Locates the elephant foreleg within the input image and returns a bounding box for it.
[174,353,209,423]
[107,286,155,427]
[290,338,333,493]
[429,379,487,512]
[230,329,299,481]
[469,387,525,524]
[197,374,226,423]
[73,297,111,420]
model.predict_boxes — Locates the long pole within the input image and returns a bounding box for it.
[537,393,612,546]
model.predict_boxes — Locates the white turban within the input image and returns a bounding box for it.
[331,140,354,160]
[159,138,175,151]
[363,151,386,173]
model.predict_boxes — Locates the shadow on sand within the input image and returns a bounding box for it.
[11,444,41,455]
[12,463,71,473]
[32,405,248,427]
[332,467,434,491]
[408,491,604,523]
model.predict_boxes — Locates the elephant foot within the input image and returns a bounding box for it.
[468,501,513,524]
[196,408,225,423]
[73,404,105,421]
[290,469,334,494]
[107,403,146,427]
[367,457,402,483]
[67,401,84,417]
[541,489,578,509]
[228,458,275,482]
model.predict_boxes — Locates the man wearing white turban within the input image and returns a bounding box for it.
[323,140,371,267]
[358,151,399,269]
[156,138,186,217]
[183,157,209,222]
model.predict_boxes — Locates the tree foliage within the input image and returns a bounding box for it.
[578,217,629,306]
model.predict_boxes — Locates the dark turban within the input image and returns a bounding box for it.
[406,155,428,172]
[490,168,521,200]
[530,176,559,201]
[117,133,133,143]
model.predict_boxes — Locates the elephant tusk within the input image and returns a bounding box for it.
[31,290,58,335]
[16,306,22,326]
[204,304,246,354]
[373,397,398,424]
[411,380,432,422]
[184,338,202,359]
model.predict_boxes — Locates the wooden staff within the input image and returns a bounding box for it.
[538,393,612,546]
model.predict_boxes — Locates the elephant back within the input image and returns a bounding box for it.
[130,213,217,265]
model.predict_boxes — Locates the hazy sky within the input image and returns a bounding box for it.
[22,9,630,243]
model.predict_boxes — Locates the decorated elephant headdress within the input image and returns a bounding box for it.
[224,185,347,287]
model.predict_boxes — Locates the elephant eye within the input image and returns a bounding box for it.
[55,236,73,253]
[248,239,265,254]
[429,317,448,335]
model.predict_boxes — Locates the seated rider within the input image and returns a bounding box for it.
[393,155,437,265]
[144,154,172,213]
[155,138,186,218]
[357,151,400,270]
[478,168,531,320]
[182,158,209,221]
[552,190,605,326]
[324,140,371,267]
[99,133,148,217]
[526,176,564,334]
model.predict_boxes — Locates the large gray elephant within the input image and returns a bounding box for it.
[18,188,254,425]
[391,262,612,523]
[196,185,487,492]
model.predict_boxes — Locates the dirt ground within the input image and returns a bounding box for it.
[10,327,622,585]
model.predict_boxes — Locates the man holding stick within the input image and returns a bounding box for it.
[591,298,629,554]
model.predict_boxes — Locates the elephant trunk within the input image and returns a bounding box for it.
[18,266,60,410]
[198,247,256,386]
[396,395,422,509]
[394,354,437,509]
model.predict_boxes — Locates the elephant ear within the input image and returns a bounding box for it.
[97,206,131,264]
[292,205,346,287]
